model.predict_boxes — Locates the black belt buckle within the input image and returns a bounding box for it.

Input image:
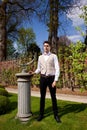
[41,74,54,78]
[41,74,46,77]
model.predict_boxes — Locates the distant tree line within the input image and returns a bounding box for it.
[0,38,87,91]
[58,38,87,91]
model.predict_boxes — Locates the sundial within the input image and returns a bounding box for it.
[18,58,34,73]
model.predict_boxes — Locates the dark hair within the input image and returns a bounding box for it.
[43,41,51,46]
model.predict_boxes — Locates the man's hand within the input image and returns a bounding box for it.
[52,81,56,88]
[28,71,35,74]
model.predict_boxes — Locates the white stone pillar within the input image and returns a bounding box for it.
[16,73,33,122]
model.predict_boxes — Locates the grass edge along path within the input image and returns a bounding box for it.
[0,93,87,130]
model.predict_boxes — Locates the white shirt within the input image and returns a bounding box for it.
[35,52,60,81]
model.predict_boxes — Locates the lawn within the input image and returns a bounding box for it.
[0,93,87,130]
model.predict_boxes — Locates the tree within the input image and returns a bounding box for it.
[80,5,87,25]
[85,30,87,46]
[81,5,87,46]
[28,42,41,60]
[58,36,71,46]
[17,27,36,56]
[58,36,71,88]
[0,0,44,61]
[69,42,87,90]
[48,0,58,54]
[77,5,87,46]
[43,0,81,54]
[0,0,82,60]
[0,2,6,61]
[6,39,16,59]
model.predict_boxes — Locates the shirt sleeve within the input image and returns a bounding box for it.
[34,56,41,74]
[54,55,60,81]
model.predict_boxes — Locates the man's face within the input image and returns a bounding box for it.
[43,43,51,53]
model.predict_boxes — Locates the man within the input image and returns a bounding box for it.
[35,41,61,123]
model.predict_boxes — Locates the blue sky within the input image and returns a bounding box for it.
[23,0,87,50]
[23,18,48,51]
[1,0,86,51]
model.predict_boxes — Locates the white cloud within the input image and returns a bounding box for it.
[67,35,83,43]
[79,0,87,6]
[67,0,87,26]
[67,8,84,26]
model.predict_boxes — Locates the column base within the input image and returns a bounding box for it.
[15,112,33,122]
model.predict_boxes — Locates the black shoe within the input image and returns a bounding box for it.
[54,115,61,123]
[37,115,43,121]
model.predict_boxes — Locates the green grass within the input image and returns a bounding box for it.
[0,93,87,130]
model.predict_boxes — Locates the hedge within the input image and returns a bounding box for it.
[0,95,10,115]
[0,88,8,97]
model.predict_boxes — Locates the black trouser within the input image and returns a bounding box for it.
[39,75,58,116]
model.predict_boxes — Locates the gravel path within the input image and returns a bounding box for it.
[5,87,87,104]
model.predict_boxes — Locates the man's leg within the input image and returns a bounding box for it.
[48,76,61,123]
[37,77,47,121]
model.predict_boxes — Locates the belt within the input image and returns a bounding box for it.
[41,74,54,78]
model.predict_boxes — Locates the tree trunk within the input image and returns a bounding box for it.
[48,0,59,54]
[84,28,87,46]
[0,2,6,61]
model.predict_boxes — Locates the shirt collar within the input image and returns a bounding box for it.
[43,52,51,55]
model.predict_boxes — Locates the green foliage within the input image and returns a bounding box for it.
[1,68,12,83]
[0,95,10,115]
[58,40,87,90]
[80,5,87,25]
[31,74,40,87]
[1,68,18,85]
[17,27,36,56]
[0,84,5,89]
[0,40,87,90]
[7,39,16,59]
[0,86,10,115]
[76,5,87,45]
[0,88,8,96]
[68,41,87,89]
[75,26,85,37]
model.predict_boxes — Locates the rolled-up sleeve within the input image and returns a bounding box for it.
[35,57,41,74]
[54,55,60,81]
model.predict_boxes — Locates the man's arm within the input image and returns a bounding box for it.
[52,55,60,87]
[54,55,60,81]
[34,57,41,74]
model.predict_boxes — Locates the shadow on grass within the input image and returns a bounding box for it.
[32,102,87,120]
[59,103,87,117]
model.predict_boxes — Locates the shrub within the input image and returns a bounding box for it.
[0,88,8,96]
[31,74,40,87]
[0,95,10,115]
[1,68,18,85]
[0,84,5,89]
